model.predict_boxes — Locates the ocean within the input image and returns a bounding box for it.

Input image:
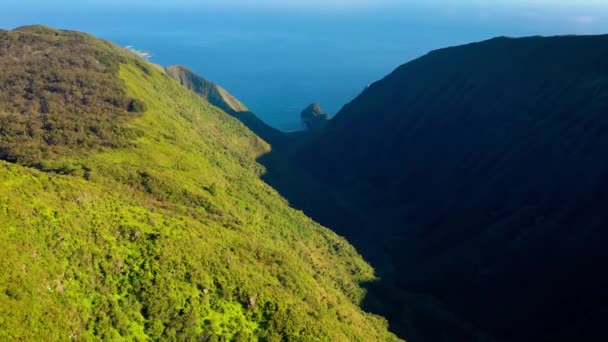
[3,4,607,131]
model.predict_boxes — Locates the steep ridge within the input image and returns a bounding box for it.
[0,26,398,341]
[166,65,287,145]
[166,65,248,113]
[297,35,608,341]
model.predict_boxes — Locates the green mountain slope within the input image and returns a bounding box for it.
[166,65,248,113]
[0,25,398,341]
[296,35,608,341]
[165,65,286,145]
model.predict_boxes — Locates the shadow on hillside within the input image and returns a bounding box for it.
[255,134,490,342]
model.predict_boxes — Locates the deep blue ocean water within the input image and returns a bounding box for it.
[3,4,607,131]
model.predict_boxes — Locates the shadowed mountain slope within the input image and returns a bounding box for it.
[297,34,608,341]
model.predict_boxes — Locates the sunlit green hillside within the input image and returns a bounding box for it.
[0,25,398,341]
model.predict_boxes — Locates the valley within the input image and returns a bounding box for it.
[2,24,608,342]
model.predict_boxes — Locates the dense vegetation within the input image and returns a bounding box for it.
[0,25,150,164]
[0,26,398,341]
[290,34,608,341]
[166,65,248,114]
[165,65,286,146]
[11,24,608,342]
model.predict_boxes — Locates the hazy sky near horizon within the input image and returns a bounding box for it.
[7,0,608,7]
[6,0,608,7]
[5,0,608,31]
[6,0,608,12]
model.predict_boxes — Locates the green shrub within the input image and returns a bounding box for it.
[0,26,145,165]
[128,99,148,113]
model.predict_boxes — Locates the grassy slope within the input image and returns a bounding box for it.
[216,85,248,113]
[165,65,248,113]
[165,65,287,146]
[0,27,398,341]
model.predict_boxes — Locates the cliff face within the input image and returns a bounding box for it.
[166,65,287,145]
[298,34,608,341]
[166,65,248,113]
[301,103,330,130]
